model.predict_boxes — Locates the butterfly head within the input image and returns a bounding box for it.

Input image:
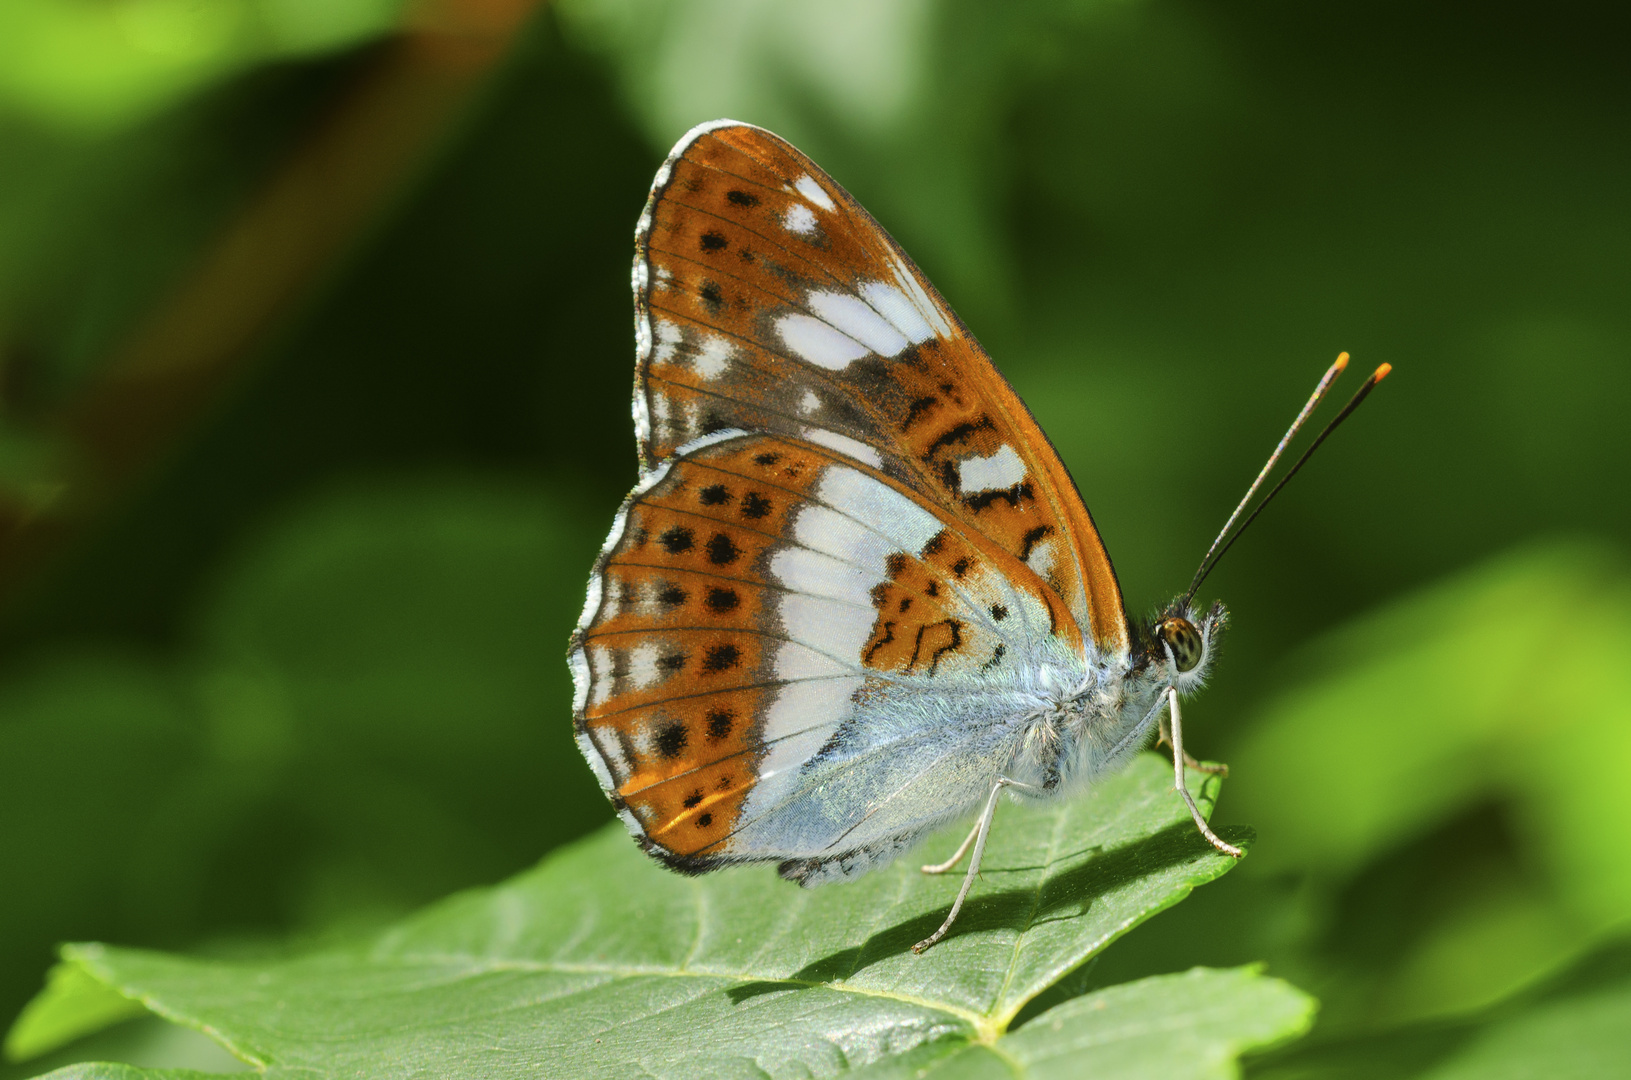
[1148,599,1227,693]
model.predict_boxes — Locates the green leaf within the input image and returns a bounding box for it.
[3,964,147,1063]
[1223,543,1631,1023]
[854,967,1312,1079]
[16,755,1307,1077]
[1415,981,1631,1080]
[1250,936,1631,1080]
[0,0,414,133]
[32,1067,220,1080]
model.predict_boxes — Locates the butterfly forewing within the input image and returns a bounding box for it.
[634,120,1131,655]
[570,431,1077,869]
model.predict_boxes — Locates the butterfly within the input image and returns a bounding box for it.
[568,119,1387,953]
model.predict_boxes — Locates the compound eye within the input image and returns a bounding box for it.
[1159,617,1204,673]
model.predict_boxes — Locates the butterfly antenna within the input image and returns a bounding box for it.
[1184,353,1350,598]
[1184,357,1392,603]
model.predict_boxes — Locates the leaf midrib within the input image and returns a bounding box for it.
[357,953,992,1030]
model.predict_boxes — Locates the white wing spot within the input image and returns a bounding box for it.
[776,313,869,369]
[627,642,662,690]
[692,335,733,380]
[769,546,873,605]
[778,593,876,657]
[599,729,631,780]
[1026,537,1058,579]
[783,203,818,236]
[800,389,821,415]
[815,466,945,554]
[957,444,1027,493]
[807,291,909,356]
[795,174,836,211]
[888,256,953,338]
[653,319,682,363]
[792,503,894,576]
[588,644,616,706]
[772,640,856,681]
[803,427,883,468]
[860,281,935,344]
[751,675,861,809]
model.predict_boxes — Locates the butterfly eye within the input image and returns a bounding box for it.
[1159,618,1204,673]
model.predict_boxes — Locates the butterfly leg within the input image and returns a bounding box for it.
[920,817,983,875]
[1157,713,1229,776]
[1167,688,1243,859]
[913,776,1036,954]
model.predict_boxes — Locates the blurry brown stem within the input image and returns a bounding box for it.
[0,0,546,607]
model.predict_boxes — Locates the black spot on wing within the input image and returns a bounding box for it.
[925,416,996,460]
[700,282,725,313]
[656,723,688,758]
[659,526,695,554]
[706,533,741,565]
[902,395,939,431]
[964,481,1034,512]
[702,643,741,672]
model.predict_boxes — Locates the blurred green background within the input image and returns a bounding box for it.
[1,0,1628,1076]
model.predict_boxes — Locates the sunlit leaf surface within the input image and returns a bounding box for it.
[17,757,1311,1078]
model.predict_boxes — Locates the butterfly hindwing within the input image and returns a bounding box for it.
[570,430,1077,871]
[634,120,1131,655]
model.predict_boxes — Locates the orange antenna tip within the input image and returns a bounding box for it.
[1372,362,1392,381]
[1334,351,1350,370]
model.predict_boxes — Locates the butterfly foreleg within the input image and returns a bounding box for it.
[920,816,983,875]
[912,775,1040,954]
[1164,687,1243,858]
[1156,712,1229,776]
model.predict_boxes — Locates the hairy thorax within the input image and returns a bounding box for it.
[1004,649,1171,796]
